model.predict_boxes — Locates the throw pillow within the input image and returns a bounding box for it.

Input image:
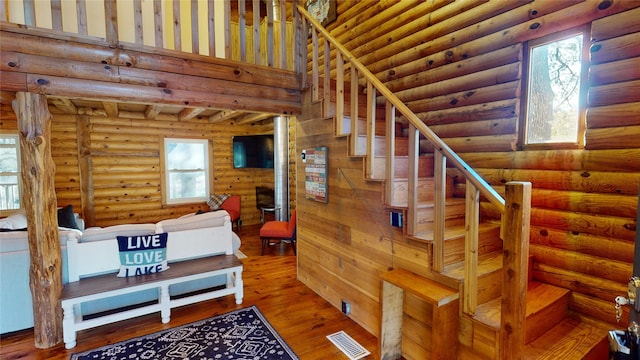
[58,205,80,230]
[207,194,230,210]
[116,232,169,277]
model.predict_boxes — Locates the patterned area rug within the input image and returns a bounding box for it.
[70,306,298,360]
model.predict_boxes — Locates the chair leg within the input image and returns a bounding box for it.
[291,239,296,255]
[261,237,267,255]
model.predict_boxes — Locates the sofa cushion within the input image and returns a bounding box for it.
[80,224,157,243]
[116,232,169,277]
[0,210,27,230]
[58,205,80,230]
[157,210,228,233]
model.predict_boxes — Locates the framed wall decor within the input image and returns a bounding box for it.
[304,0,337,28]
[302,147,328,203]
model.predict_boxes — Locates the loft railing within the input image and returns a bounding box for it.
[296,5,532,359]
[0,0,298,71]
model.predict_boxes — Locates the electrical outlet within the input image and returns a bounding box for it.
[341,300,351,315]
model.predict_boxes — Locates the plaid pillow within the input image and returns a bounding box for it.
[207,194,230,210]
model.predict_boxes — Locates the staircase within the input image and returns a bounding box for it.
[298,5,609,360]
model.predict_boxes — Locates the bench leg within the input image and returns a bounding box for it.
[62,302,77,349]
[160,285,171,324]
[234,269,244,305]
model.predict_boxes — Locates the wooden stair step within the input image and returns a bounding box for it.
[524,315,609,360]
[472,281,570,343]
[442,250,504,280]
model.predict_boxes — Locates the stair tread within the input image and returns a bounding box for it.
[472,281,570,330]
[441,249,504,280]
[524,316,608,360]
[408,221,500,244]
[387,197,465,209]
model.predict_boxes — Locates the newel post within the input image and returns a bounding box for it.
[499,181,531,359]
[12,92,63,348]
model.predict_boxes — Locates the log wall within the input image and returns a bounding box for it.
[2,104,296,227]
[296,0,639,345]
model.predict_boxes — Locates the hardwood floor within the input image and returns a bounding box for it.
[0,224,379,359]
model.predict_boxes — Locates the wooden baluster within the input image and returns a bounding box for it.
[253,0,260,64]
[0,0,7,22]
[191,0,199,54]
[335,51,344,134]
[407,124,418,236]
[51,0,62,31]
[77,0,88,35]
[432,150,446,272]
[133,0,143,45]
[238,0,246,62]
[311,27,319,102]
[500,181,531,360]
[279,0,286,69]
[153,0,162,48]
[365,82,376,178]
[173,1,181,51]
[223,0,231,58]
[323,38,330,116]
[348,65,360,155]
[23,0,35,26]
[464,182,480,315]
[104,0,118,47]
[207,0,215,57]
[385,100,396,203]
[266,0,274,67]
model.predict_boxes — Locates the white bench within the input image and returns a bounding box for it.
[60,214,243,349]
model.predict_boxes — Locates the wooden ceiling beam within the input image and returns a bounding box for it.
[234,112,273,125]
[178,107,206,121]
[49,97,78,114]
[209,109,242,123]
[144,105,161,120]
[102,101,119,117]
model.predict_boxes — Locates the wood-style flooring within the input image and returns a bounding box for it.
[0,224,379,359]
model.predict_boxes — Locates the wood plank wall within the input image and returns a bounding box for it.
[1,104,296,228]
[296,0,640,344]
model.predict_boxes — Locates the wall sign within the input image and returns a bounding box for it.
[302,147,328,203]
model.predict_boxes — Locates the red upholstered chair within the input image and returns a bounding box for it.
[220,195,241,231]
[259,209,296,255]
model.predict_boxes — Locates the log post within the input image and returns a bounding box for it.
[500,181,531,360]
[12,92,62,348]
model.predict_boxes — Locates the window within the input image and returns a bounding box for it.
[162,138,210,205]
[521,28,588,148]
[0,134,21,213]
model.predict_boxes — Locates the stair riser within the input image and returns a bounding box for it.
[443,228,502,265]
[392,177,454,203]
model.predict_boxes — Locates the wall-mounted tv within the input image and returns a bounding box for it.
[232,135,274,169]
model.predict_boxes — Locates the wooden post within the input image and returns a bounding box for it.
[500,181,532,360]
[12,92,62,348]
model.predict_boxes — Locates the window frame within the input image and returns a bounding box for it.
[0,133,22,216]
[160,137,212,206]
[518,25,590,150]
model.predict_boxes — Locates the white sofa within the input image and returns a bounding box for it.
[0,210,84,334]
[0,210,240,334]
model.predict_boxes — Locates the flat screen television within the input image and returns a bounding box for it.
[232,135,274,169]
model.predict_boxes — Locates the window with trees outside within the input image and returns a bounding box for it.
[521,28,588,148]
[0,134,21,213]
[162,138,210,205]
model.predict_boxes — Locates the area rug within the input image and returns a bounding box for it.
[70,306,298,360]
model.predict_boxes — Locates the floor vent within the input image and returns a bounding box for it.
[326,330,371,360]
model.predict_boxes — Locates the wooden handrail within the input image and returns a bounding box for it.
[297,5,505,212]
